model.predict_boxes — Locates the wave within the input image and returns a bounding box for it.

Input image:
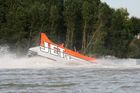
[0,46,140,69]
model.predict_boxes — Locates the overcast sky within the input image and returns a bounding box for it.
[101,0,140,18]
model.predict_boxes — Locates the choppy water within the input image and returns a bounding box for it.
[0,68,140,93]
[0,46,140,93]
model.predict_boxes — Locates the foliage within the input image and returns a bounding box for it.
[0,0,140,58]
[127,39,140,58]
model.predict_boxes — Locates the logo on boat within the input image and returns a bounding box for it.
[40,42,71,60]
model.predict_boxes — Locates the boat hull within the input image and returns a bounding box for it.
[28,46,93,63]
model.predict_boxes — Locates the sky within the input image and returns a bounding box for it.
[101,0,140,18]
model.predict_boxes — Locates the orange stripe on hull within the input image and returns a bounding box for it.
[40,33,96,62]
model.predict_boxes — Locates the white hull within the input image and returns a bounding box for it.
[28,46,90,63]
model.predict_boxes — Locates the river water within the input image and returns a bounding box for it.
[0,68,139,93]
[0,47,140,93]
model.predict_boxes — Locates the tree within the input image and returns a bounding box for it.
[0,0,140,58]
[81,0,99,53]
[108,8,130,57]
[86,3,113,55]
[64,0,81,49]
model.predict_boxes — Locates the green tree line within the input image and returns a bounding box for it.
[0,0,140,58]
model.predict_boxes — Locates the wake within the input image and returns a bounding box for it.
[0,46,140,69]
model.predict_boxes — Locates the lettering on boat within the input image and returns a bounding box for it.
[40,42,71,60]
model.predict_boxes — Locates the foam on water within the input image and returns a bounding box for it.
[0,46,140,69]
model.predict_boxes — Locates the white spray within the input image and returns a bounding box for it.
[0,46,140,69]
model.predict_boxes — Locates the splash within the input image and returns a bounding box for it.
[0,46,140,69]
[95,58,140,69]
[0,46,91,69]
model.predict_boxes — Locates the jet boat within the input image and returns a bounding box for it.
[27,33,96,63]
